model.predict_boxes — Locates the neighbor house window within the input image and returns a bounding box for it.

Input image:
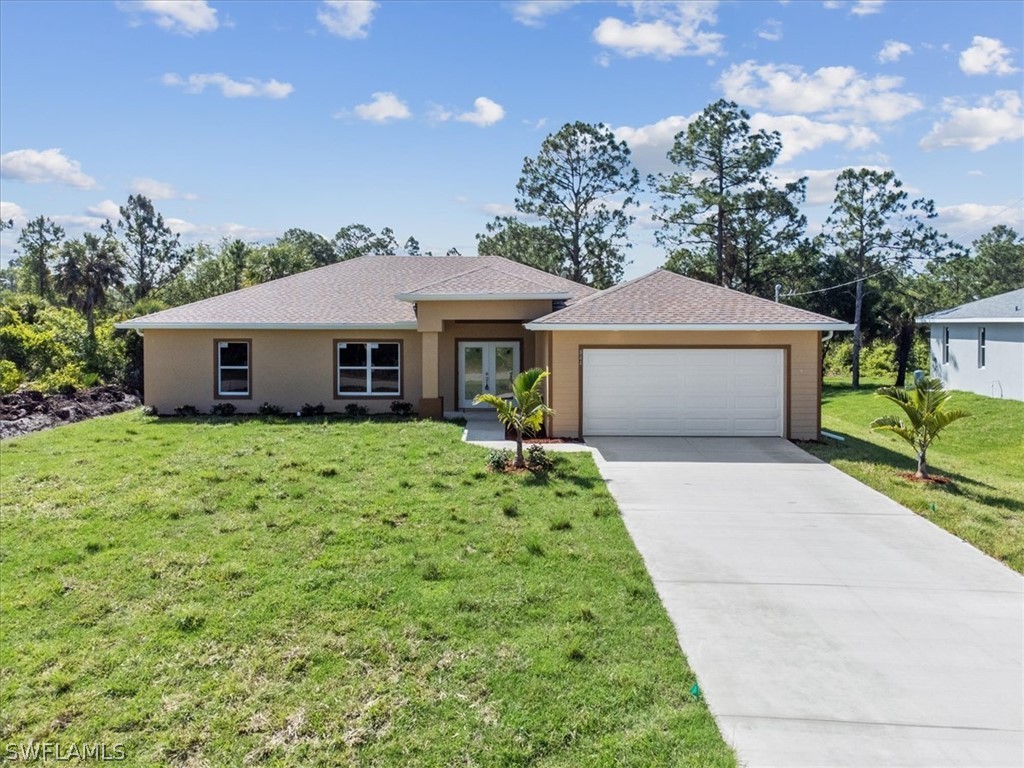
[216,340,250,397]
[942,327,950,364]
[978,327,986,368]
[336,341,401,397]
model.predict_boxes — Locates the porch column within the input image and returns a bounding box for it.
[419,331,443,418]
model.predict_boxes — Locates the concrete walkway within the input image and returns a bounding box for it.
[586,437,1023,768]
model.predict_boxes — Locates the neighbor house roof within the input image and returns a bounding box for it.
[116,255,595,329]
[916,287,1024,324]
[525,269,855,331]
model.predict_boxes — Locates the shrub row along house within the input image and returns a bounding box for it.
[117,255,853,439]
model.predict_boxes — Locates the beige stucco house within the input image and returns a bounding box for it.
[117,255,853,440]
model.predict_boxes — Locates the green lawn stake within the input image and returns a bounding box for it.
[690,683,701,700]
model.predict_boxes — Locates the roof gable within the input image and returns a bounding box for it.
[118,255,595,328]
[527,269,852,329]
[397,264,574,300]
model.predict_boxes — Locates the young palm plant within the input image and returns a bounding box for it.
[474,368,553,469]
[870,376,971,479]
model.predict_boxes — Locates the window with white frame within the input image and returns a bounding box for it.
[336,341,401,396]
[978,326,986,368]
[942,327,950,364]
[216,340,250,397]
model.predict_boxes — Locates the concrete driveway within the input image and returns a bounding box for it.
[586,436,1023,768]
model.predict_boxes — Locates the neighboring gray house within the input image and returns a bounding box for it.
[917,288,1024,401]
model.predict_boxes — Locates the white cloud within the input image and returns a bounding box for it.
[757,19,783,42]
[1,201,27,227]
[823,1,842,8]
[967,170,984,176]
[85,200,122,220]
[0,148,97,189]
[850,0,884,15]
[878,40,911,63]
[936,202,1024,234]
[456,97,506,127]
[130,177,197,200]
[481,202,518,217]
[614,114,695,173]
[317,0,377,39]
[593,1,724,60]
[506,1,579,27]
[117,0,219,34]
[749,113,880,164]
[162,72,294,99]
[353,91,411,122]
[719,60,923,122]
[919,91,1024,152]
[959,36,1019,76]
[426,104,454,123]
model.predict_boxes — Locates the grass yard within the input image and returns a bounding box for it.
[801,379,1024,573]
[0,412,733,766]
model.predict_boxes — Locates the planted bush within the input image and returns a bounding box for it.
[486,448,513,472]
[211,402,237,417]
[526,444,554,472]
[390,400,414,417]
[300,402,325,417]
[344,403,368,418]
[257,402,284,417]
[174,404,201,417]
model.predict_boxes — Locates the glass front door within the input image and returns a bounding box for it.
[459,341,521,408]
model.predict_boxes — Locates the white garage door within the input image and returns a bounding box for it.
[583,348,785,437]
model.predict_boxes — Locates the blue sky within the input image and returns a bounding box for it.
[1,0,1022,278]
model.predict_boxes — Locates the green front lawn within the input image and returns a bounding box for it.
[801,379,1024,573]
[0,413,733,766]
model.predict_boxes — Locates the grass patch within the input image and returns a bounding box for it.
[0,411,733,766]
[801,378,1024,573]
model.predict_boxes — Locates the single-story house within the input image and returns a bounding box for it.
[917,287,1024,401]
[117,255,853,439]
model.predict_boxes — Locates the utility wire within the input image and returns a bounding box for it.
[780,266,895,298]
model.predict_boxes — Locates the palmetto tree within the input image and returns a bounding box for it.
[54,233,125,349]
[870,377,971,479]
[474,368,553,469]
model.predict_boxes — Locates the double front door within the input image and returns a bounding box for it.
[458,341,520,408]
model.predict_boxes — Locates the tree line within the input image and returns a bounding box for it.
[2,99,1022,394]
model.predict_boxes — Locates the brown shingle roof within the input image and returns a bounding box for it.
[398,264,574,299]
[528,269,853,328]
[118,256,596,328]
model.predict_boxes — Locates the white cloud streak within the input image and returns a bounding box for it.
[0,148,97,189]
[130,178,197,201]
[959,36,1019,76]
[162,72,294,99]
[593,1,724,60]
[317,1,378,39]
[506,1,579,27]
[719,60,923,122]
[757,19,783,42]
[456,97,506,127]
[353,91,411,122]
[117,0,219,34]
[878,40,911,63]
[919,91,1024,152]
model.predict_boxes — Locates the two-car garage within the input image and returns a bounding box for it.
[582,348,786,437]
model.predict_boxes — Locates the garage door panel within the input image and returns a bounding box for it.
[583,348,784,437]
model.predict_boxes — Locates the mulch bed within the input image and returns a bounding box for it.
[0,386,141,440]
[898,472,951,485]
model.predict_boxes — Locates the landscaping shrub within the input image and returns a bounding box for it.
[486,448,513,472]
[141,405,159,417]
[526,444,554,472]
[390,400,414,417]
[174,404,201,417]
[0,360,24,394]
[300,402,325,417]
[257,402,284,417]
[211,402,237,417]
[344,403,368,418]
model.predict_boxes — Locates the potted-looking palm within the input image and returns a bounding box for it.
[474,368,553,469]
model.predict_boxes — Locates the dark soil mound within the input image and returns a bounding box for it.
[0,386,141,439]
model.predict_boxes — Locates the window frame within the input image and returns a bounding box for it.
[214,339,252,400]
[942,326,950,365]
[333,339,403,399]
[978,326,986,368]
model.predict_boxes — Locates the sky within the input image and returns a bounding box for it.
[1,0,1022,280]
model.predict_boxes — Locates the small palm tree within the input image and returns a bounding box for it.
[870,376,970,479]
[474,368,553,469]
[54,233,124,349]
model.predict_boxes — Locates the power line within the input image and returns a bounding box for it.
[780,266,895,299]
